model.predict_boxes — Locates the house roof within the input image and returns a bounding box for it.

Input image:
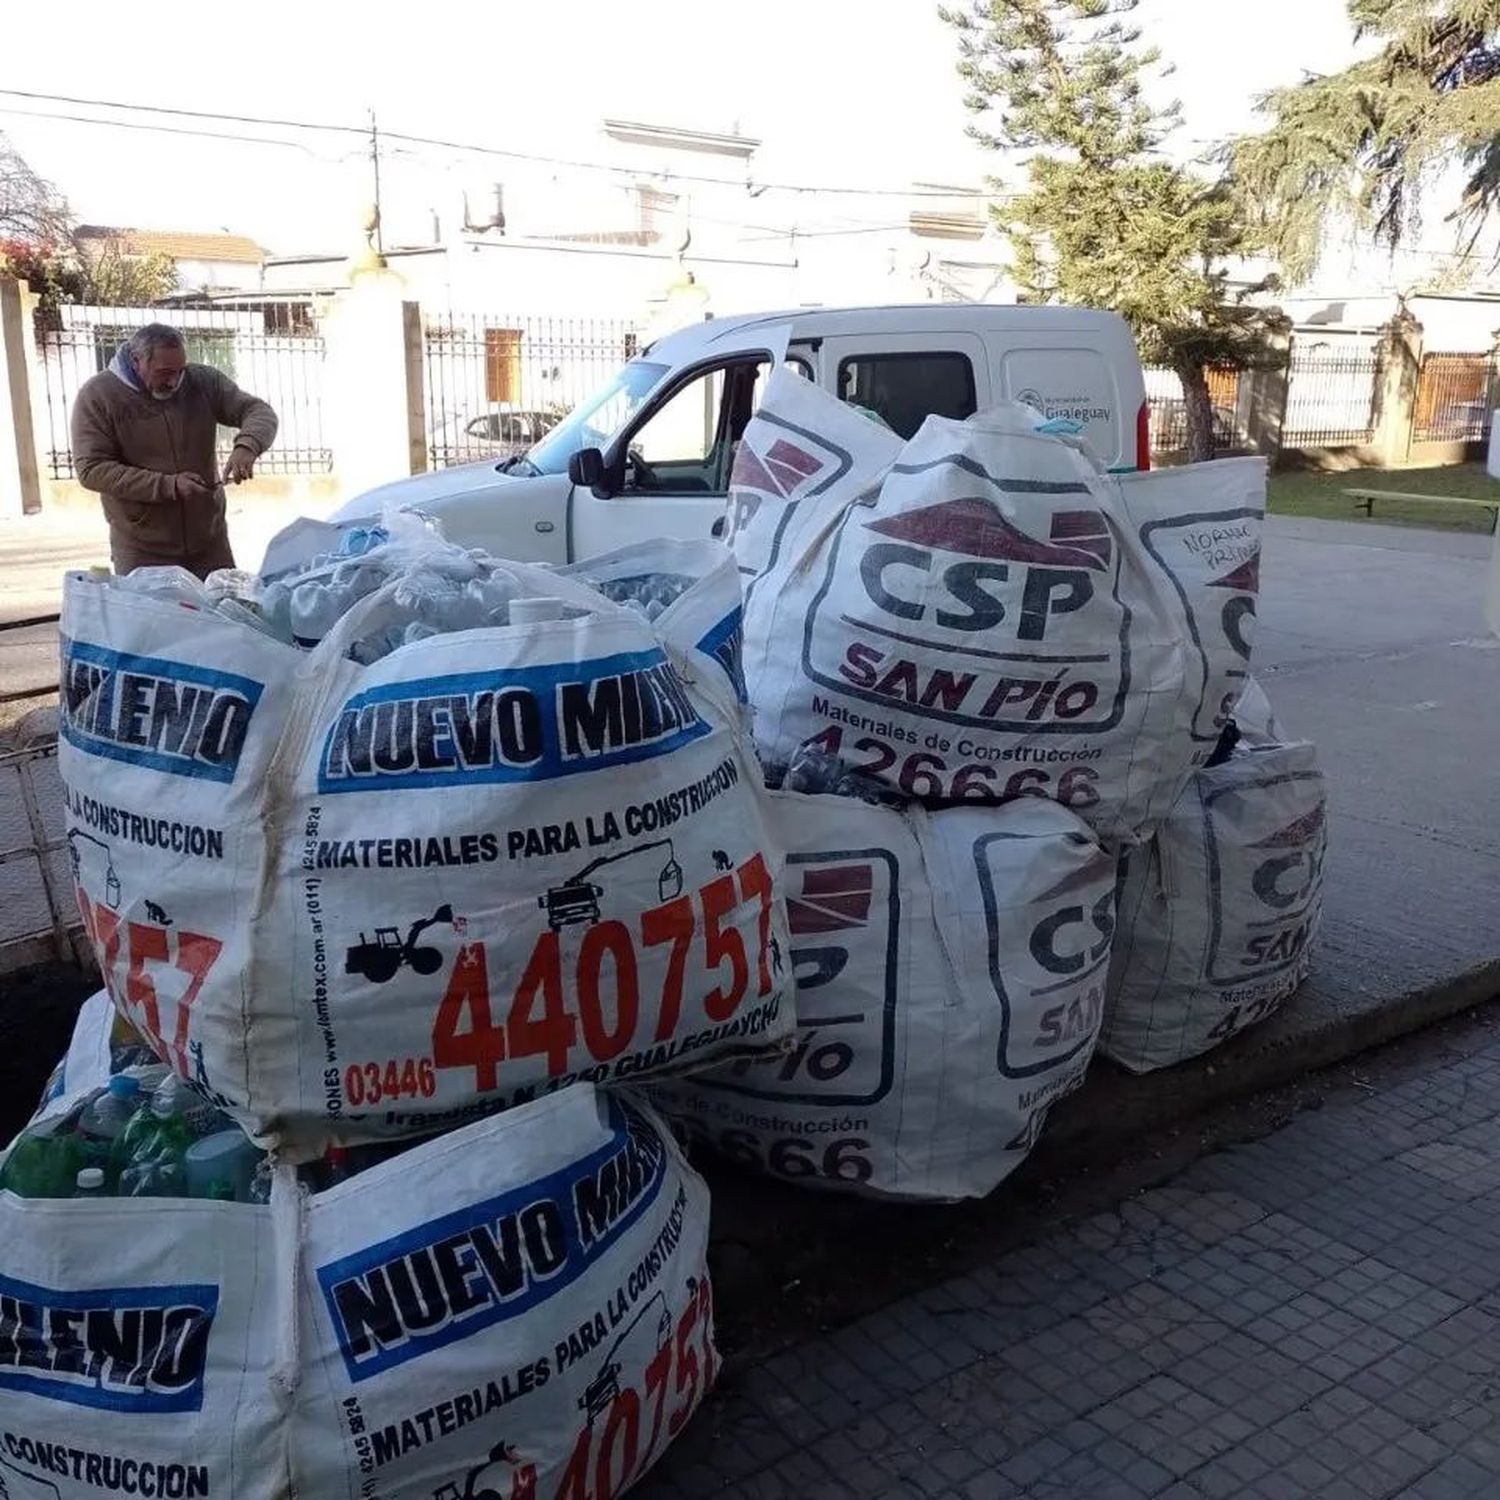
[75,226,265,264]
[602,119,760,158]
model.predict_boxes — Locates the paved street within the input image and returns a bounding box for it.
[0,495,312,704]
[1247,517,1500,1010]
[642,1014,1500,1499]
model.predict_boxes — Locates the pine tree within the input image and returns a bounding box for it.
[1230,1,1500,279]
[944,0,1286,461]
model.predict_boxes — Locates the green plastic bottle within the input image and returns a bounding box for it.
[117,1094,196,1198]
[0,1117,84,1199]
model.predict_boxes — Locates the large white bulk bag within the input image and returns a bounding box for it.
[1100,740,1327,1073]
[725,369,904,617]
[0,1160,286,1498]
[57,553,793,1155]
[732,386,1193,841]
[651,791,1115,1200]
[0,1086,712,1500]
[1113,458,1268,762]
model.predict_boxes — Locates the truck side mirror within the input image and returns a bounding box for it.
[568,447,607,494]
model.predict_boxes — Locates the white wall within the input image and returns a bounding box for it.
[172,257,262,293]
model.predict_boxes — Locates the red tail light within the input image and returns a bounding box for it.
[1136,399,1151,471]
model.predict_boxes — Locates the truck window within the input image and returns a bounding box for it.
[625,357,770,496]
[838,351,976,439]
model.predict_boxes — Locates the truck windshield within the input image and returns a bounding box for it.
[518,359,671,476]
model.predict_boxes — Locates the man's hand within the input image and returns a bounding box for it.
[174,472,215,504]
[222,445,257,485]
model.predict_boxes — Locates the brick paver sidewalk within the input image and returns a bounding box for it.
[643,1026,1500,1499]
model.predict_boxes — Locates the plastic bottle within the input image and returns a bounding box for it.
[509,596,565,627]
[185,1130,261,1202]
[247,1159,274,1205]
[256,579,294,641]
[118,1158,186,1199]
[402,620,441,646]
[151,1075,225,1138]
[0,1117,84,1199]
[73,1166,107,1198]
[290,580,350,646]
[393,573,466,631]
[77,1076,143,1184]
[117,1092,196,1199]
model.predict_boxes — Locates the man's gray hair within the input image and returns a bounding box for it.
[126,323,186,362]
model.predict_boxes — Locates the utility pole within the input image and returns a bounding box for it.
[368,108,384,255]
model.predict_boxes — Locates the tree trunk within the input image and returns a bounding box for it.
[1176,362,1215,464]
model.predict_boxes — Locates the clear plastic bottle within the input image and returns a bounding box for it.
[256,579,294,641]
[246,1158,274,1205]
[290,580,350,646]
[77,1075,144,1184]
[151,1075,225,1137]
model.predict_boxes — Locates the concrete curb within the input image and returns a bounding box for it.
[1045,954,1500,1155]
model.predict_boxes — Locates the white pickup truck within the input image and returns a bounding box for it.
[332,303,1149,563]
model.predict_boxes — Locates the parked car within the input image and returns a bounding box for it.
[429,406,559,466]
[333,304,1150,563]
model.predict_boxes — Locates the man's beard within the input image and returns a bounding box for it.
[150,386,180,402]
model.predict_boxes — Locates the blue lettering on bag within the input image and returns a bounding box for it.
[317,1098,668,1381]
[0,1270,217,1414]
[319,647,708,794]
[59,638,261,785]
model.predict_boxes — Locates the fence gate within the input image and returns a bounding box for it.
[1282,347,1383,448]
[421,312,639,469]
[36,298,331,480]
[1413,352,1498,443]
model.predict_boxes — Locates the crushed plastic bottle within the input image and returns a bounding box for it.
[246,1158,274,1204]
[117,1092,197,1198]
[779,745,909,808]
[290,579,352,646]
[151,1074,226,1137]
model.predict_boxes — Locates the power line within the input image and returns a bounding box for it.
[0,104,340,156]
[0,86,988,200]
[0,87,363,138]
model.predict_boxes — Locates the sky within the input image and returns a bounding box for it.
[1,0,1364,256]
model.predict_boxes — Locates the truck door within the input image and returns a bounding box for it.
[569,353,774,561]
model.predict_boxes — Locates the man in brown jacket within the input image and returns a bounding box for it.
[70,322,279,576]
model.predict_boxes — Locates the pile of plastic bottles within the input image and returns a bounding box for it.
[0,1058,453,1204]
[0,1072,270,1203]
[589,571,693,622]
[105,519,601,667]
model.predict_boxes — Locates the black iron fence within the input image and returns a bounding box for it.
[422,312,639,469]
[1282,346,1382,447]
[1413,352,1496,442]
[36,299,330,479]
